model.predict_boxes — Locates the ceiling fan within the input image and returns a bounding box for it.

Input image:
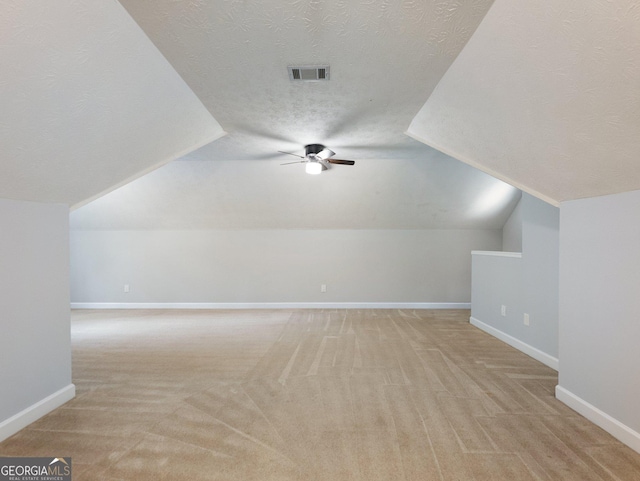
[279,144,355,175]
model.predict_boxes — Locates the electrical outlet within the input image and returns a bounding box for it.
[124,284,130,293]
[524,313,530,326]
[321,284,327,293]
[501,305,506,316]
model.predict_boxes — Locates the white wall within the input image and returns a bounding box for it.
[558,189,640,451]
[70,229,502,305]
[471,194,559,368]
[0,199,74,441]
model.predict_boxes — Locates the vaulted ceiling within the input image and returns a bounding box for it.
[3,0,639,229]
[0,0,224,206]
[408,0,640,205]
[117,0,494,163]
[72,0,517,230]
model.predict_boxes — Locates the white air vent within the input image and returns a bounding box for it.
[288,65,330,81]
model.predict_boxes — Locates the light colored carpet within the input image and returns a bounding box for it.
[1,309,640,480]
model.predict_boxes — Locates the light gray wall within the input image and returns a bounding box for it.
[521,193,559,357]
[70,229,502,303]
[502,195,523,252]
[471,193,559,360]
[559,189,640,433]
[0,199,71,422]
[471,253,522,329]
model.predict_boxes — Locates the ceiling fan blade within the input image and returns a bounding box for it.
[280,160,305,165]
[278,150,305,159]
[316,148,335,160]
[327,159,355,165]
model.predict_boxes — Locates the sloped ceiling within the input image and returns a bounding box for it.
[0,0,224,206]
[118,0,496,162]
[7,0,637,225]
[408,0,640,205]
[4,0,525,229]
[69,0,522,230]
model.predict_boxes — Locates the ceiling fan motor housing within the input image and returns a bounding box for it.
[305,144,326,158]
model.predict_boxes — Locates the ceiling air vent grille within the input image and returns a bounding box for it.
[288,65,330,81]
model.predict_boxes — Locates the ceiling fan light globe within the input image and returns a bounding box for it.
[305,161,322,175]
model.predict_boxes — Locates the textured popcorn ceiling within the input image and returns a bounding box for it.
[118,0,495,161]
[0,0,224,206]
[6,0,637,226]
[408,0,640,205]
[68,0,520,229]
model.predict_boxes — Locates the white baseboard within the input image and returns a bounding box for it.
[71,302,470,310]
[469,316,559,371]
[0,384,75,442]
[556,385,640,454]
